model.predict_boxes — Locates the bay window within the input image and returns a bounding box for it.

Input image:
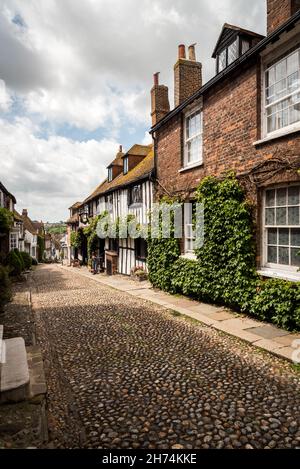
[184,109,203,167]
[265,49,300,135]
[264,186,300,271]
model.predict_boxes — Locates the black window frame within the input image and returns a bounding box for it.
[129,184,142,206]
[135,238,148,261]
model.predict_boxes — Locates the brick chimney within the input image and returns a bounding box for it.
[267,0,300,34]
[22,209,28,217]
[151,72,170,126]
[174,44,202,108]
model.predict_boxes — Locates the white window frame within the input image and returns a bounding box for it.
[262,185,300,276]
[108,167,113,182]
[123,157,128,174]
[263,47,300,138]
[10,232,18,251]
[183,108,203,169]
[184,202,196,257]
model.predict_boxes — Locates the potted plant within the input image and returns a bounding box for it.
[131,266,148,282]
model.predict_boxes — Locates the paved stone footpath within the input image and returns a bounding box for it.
[32,265,300,449]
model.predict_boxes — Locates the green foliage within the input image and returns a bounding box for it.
[0,207,13,233]
[147,175,300,331]
[13,248,25,271]
[147,199,181,293]
[19,251,32,270]
[250,279,300,330]
[83,212,109,259]
[5,249,23,277]
[0,264,12,311]
[46,225,67,235]
[37,235,45,262]
[70,231,82,249]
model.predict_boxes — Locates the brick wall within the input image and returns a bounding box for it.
[267,0,292,34]
[155,52,300,265]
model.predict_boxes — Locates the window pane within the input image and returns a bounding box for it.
[288,186,299,205]
[279,228,289,245]
[266,208,275,225]
[276,207,287,225]
[228,39,238,65]
[279,247,289,265]
[268,228,277,245]
[291,248,300,267]
[268,246,277,263]
[287,51,299,76]
[267,67,276,87]
[277,188,287,206]
[287,71,299,92]
[266,190,275,207]
[288,206,299,225]
[242,40,250,55]
[291,228,300,246]
[219,49,226,71]
[267,114,276,133]
[275,59,286,82]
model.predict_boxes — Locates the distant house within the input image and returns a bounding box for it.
[21,209,38,260]
[66,202,81,263]
[75,144,154,275]
[0,182,24,258]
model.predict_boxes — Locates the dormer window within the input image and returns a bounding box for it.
[213,24,264,75]
[123,157,128,175]
[217,38,243,73]
[108,167,113,182]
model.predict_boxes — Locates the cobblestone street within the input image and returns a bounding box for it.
[31,265,300,449]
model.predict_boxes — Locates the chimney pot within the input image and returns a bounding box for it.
[153,72,160,86]
[188,43,197,61]
[178,44,186,59]
[22,209,28,217]
[119,145,123,153]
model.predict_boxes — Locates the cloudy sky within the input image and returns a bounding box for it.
[0,0,266,222]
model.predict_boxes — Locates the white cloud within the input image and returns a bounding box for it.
[0,118,118,221]
[0,79,12,111]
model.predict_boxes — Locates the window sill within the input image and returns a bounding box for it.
[258,268,300,282]
[253,124,300,146]
[179,162,203,173]
[180,253,197,261]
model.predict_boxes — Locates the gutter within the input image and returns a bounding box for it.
[150,10,300,134]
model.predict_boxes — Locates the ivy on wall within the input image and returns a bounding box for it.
[70,231,82,250]
[147,175,300,331]
[0,208,13,233]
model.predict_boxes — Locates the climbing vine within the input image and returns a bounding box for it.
[147,175,300,331]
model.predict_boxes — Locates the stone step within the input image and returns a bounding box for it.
[0,337,30,403]
[0,325,4,364]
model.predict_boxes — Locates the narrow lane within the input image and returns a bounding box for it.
[31,265,300,449]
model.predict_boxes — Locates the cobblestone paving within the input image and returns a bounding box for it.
[32,265,300,449]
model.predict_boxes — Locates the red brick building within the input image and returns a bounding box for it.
[151,0,300,281]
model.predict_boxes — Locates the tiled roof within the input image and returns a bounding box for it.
[82,146,154,205]
[67,214,79,224]
[14,210,23,222]
[68,201,82,210]
[122,144,152,158]
[0,181,16,204]
[22,214,37,235]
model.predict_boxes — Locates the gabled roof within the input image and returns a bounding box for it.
[107,149,124,168]
[14,210,23,222]
[212,23,264,58]
[82,146,154,204]
[22,213,37,235]
[122,144,152,158]
[68,201,82,210]
[0,181,16,204]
